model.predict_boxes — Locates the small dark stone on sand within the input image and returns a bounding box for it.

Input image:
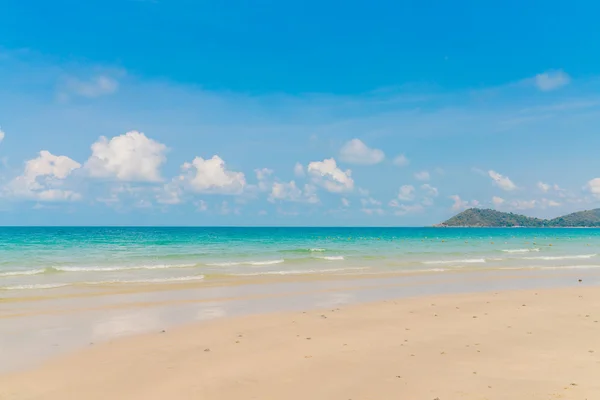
[321,315,327,319]
[204,348,211,352]
[161,330,166,333]
[579,279,583,282]
[306,337,311,340]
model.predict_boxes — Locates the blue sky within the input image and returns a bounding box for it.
[1,0,600,226]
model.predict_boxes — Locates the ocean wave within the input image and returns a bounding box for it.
[54,263,198,272]
[2,283,69,290]
[0,264,199,276]
[502,248,540,253]
[522,254,597,261]
[316,256,345,261]
[423,258,486,265]
[1,275,205,290]
[0,269,46,277]
[207,259,285,267]
[279,248,327,254]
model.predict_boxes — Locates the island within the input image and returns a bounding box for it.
[438,208,600,227]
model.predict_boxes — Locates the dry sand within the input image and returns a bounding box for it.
[1,286,600,400]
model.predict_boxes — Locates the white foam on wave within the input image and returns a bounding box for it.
[310,248,326,252]
[54,263,197,272]
[317,256,345,261]
[233,267,367,276]
[1,275,205,290]
[2,283,69,290]
[502,248,540,253]
[0,269,46,277]
[522,254,597,261]
[207,259,285,267]
[423,258,486,265]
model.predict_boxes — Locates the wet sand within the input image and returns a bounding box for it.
[2,285,600,400]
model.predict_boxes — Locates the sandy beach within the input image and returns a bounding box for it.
[2,285,599,400]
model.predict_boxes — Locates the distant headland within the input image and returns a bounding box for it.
[437,208,600,227]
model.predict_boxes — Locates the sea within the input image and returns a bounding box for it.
[1,227,600,291]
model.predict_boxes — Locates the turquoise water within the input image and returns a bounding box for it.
[1,227,600,290]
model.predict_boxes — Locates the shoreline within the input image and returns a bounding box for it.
[2,285,600,399]
[2,268,600,374]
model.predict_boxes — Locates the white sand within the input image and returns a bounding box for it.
[1,287,600,399]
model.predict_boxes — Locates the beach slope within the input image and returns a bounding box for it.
[2,287,599,400]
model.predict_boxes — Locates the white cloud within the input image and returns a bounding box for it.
[341,197,350,207]
[492,196,505,206]
[397,185,415,201]
[360,197,382,207]
[339,139,385,165]
[585,178,600,197]
[268,181,319,204]
[534,70,571,92]
[179,155,246,194]
[537,182,564,196]
[307,158,354,193]
[420,184,438,197]
[450,195,479,211]
[96,184,152,208]
[389,199,424,215]
[542,198,561,207]
[488,170,517,191]
[255,168,274,191]
[537,182,551,193]
[471,167,487,176]
[510,199,536,210]
[86,131,167,182]
[5,151,82,202]
[361,207,385,216]
[392,154,409,167]
[196,200,208,212]
[0,127,5,143]
[414,170,430,181]
[294,162,305,177]
[61,74,119,99]
[156,182,182,205]
[392,203,424,216]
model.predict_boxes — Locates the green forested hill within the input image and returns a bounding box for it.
[439,208,600,227]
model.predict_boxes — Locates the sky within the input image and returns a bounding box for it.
[1,0,600,226]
